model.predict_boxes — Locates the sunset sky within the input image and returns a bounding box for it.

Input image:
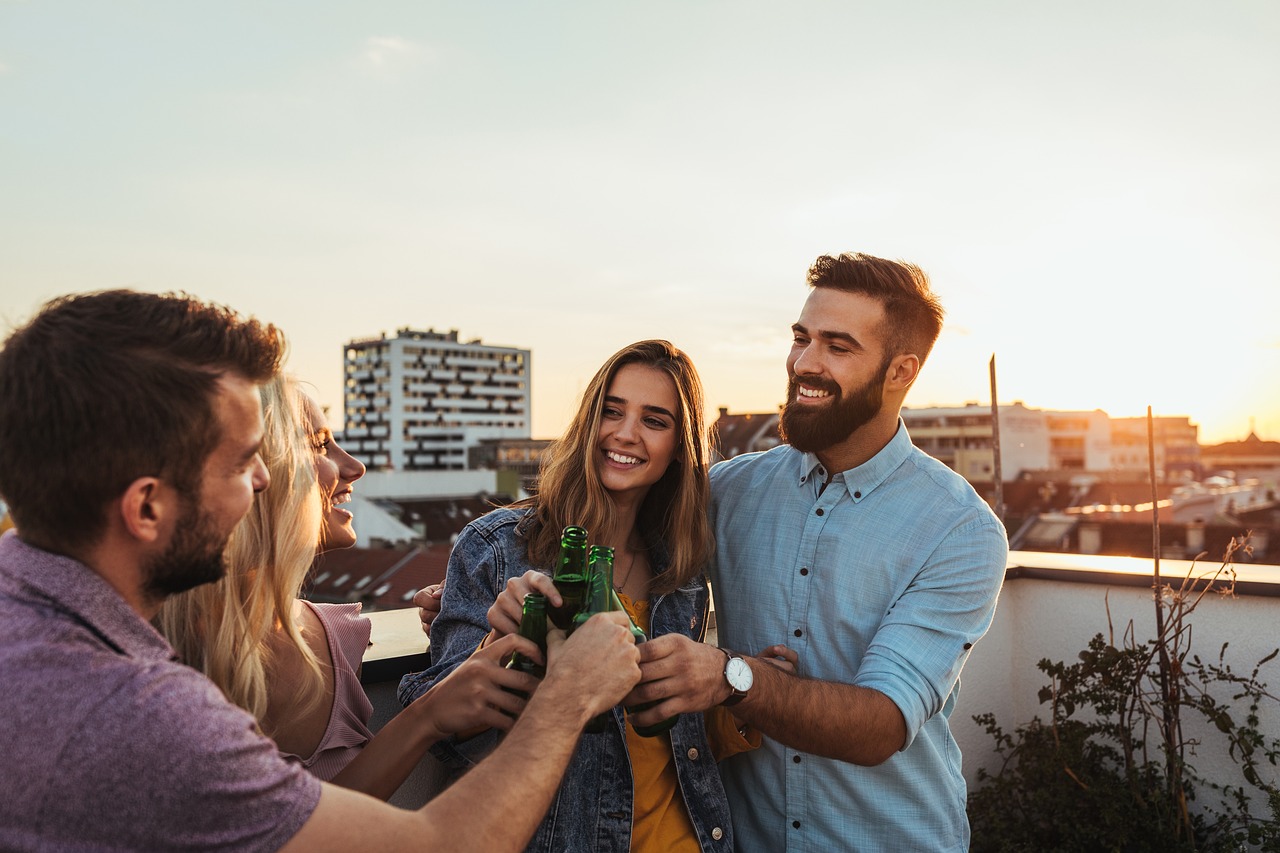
[2,1,1277,445]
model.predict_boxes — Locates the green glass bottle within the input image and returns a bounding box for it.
[548,525,590,632]
[578,545,617,733]
[501,593,548,711]
[583,547,677,737]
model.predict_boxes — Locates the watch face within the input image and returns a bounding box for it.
[726,656,754,692]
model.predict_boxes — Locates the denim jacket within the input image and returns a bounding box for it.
[398,507,734,853]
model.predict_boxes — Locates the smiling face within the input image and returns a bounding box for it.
[143,373,269,598]
[594,363,681,507]
[303,394,366,552]
[780,287,894,454]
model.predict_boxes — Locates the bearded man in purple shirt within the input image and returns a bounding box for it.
[0,289,642,853]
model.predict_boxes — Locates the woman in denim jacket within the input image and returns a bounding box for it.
[399,340,754,853]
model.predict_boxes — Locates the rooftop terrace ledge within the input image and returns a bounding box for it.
[362,607,431,685]
[1005,548,1280,597]
[359,552,1280,808]
[360,550,1280,680]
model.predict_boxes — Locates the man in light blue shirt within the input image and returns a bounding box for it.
[629,253,1008,851]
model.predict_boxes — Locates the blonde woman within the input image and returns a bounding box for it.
[159,375,545,800]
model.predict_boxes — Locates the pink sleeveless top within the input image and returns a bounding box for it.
[279,601,375,781]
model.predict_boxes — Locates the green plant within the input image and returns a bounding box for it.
[967,538,1280,852]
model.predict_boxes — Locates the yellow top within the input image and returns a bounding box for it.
[618,594,759,852]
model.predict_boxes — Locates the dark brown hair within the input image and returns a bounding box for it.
[517,340,712,595]
[807,252,945,366]
[0,290,284,553]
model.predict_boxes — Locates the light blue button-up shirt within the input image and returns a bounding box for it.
[709,422,1008,852]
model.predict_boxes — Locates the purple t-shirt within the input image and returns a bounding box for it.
[0,531,322,852]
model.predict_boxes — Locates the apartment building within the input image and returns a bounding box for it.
[342,328,531,471]
[715,402,1199,483]
[1110,415,1201,480]
[901,402,1051,481]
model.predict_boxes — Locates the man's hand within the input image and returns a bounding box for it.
[756,643,799,674]
[538,611,641,724]
[624,633,732,726]
[487,570,561,638]
[413,583,443,636]
[411,633,543,738]
[625,637,802,729]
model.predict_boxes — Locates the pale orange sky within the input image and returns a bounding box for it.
[2,2,1277,446]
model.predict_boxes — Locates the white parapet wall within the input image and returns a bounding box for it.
[954,551,1280,804]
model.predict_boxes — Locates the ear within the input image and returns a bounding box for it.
[884,353,921,392]
[117,477,171,544]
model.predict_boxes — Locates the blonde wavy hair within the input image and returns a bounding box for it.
[157,374,325,734]
[517,340,713,595]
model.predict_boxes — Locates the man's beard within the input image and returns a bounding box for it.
[142,500,230,600]
[779,367,886,454]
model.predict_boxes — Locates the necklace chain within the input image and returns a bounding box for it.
[613,547,640,591]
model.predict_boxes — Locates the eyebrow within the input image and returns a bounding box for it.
[792,322,865,351]
[604,394,677,421]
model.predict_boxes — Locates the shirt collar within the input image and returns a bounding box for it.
[793,418,915,501]
[0,530,176,661]
[795,452,827,487]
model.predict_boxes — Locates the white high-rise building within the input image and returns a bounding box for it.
[341,328,531,471]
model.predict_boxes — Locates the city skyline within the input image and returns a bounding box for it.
[336,322,1244,447]
[2,2,1277,446]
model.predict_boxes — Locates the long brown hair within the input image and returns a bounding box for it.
[518,340,712,595]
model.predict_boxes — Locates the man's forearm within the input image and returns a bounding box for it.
[407,611,639,851]
[284,684,595,853]
[411,679,591,850]
[329,698,440,801]
[733,660,907,766]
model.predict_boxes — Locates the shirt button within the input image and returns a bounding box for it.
[712,827,724,841]
[854,490,862,499]
[799,567,809,576]
[687,747,700,761]
[792,820,801,829]
[794,629,803,638]
[793,755,802,763]
[815,508,824,516]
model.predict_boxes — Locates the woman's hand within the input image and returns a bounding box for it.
[413,633,545,738]
[413,583,444,636]
[487,570,561,639]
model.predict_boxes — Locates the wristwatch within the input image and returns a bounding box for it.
[719,648,754,706]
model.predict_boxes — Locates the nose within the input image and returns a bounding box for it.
[791,342,821,377]
[251,453,271,493]
[614,413,640,443]
[334,440,366,482]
